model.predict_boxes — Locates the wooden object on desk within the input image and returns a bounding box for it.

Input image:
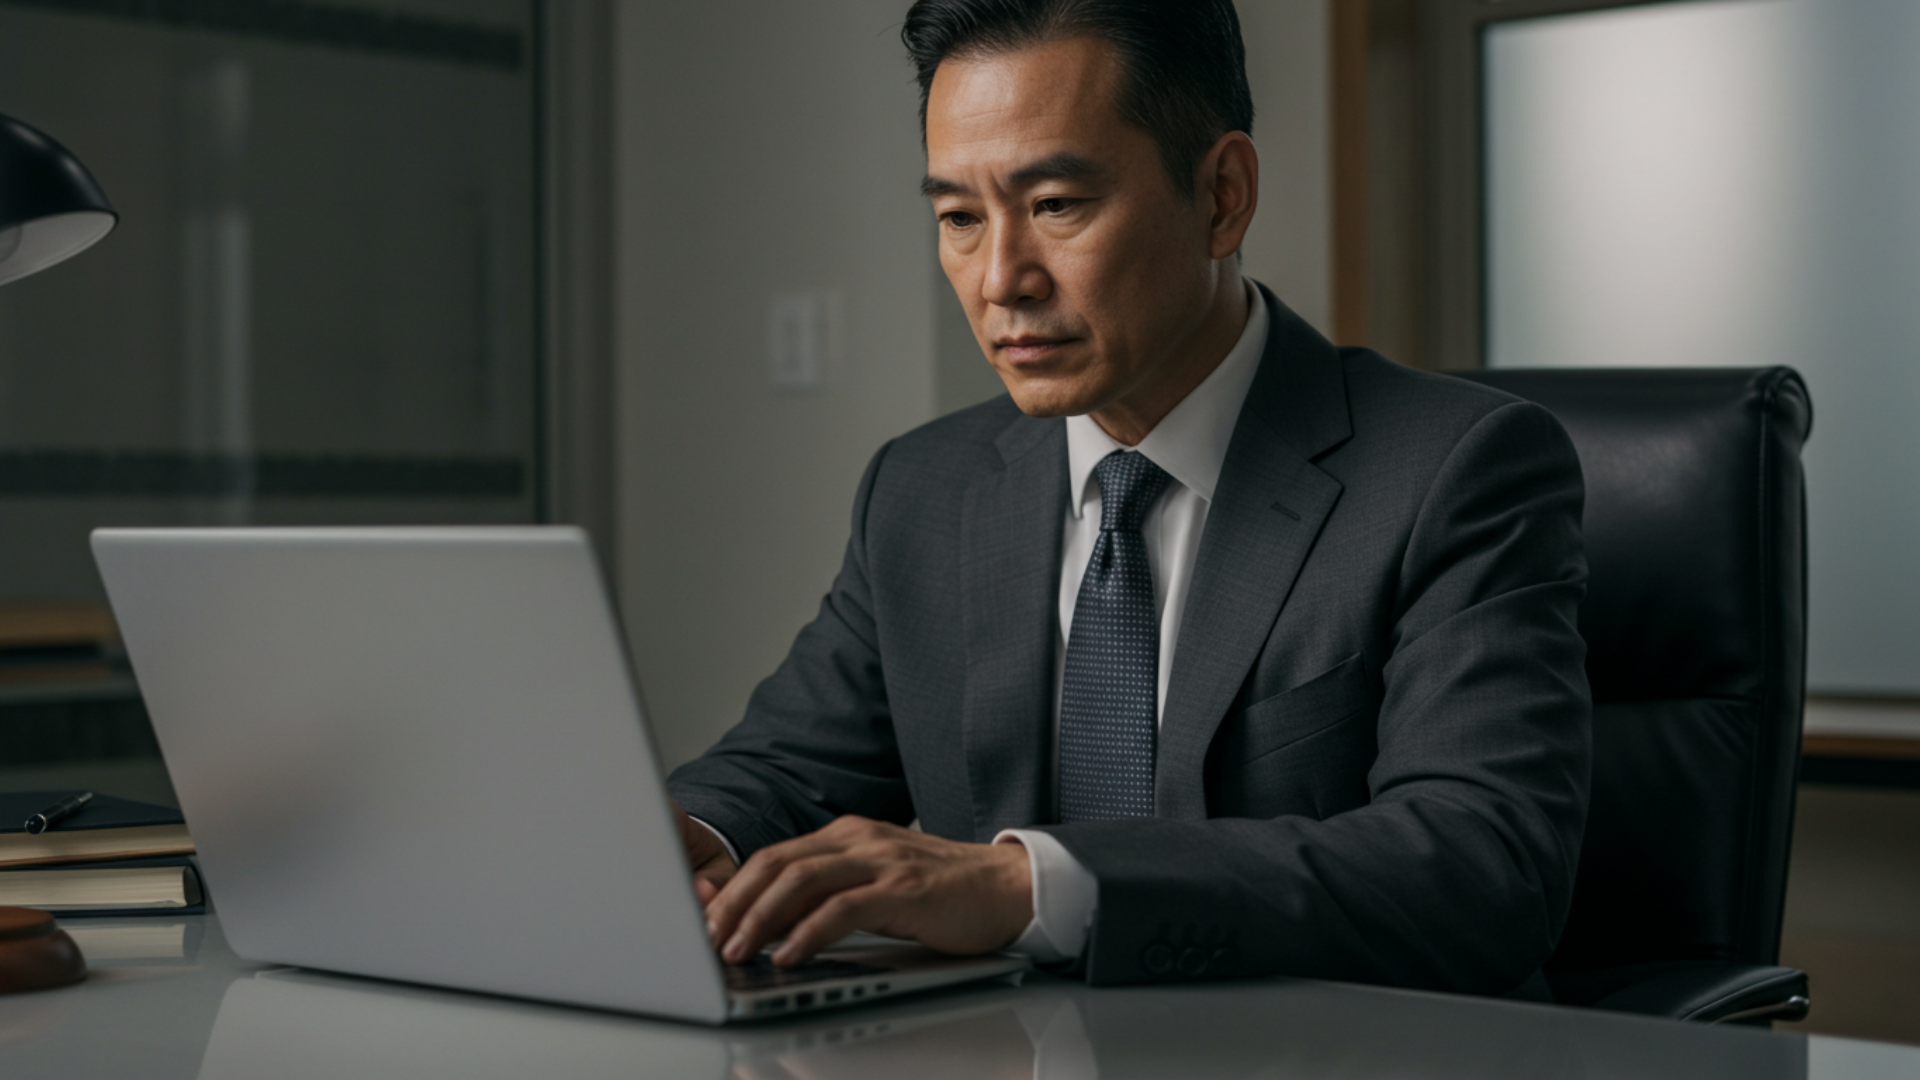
[0,907,85,994]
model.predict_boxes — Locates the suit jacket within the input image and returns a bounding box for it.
[668,286,1592,995]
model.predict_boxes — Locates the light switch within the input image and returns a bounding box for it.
[767,290,841,391]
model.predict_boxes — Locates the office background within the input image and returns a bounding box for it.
[0,0,1914,1046]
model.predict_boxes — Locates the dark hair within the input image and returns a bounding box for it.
[902,0,1254,197]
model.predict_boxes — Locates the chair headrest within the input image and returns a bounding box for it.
[1457,368,1809,704]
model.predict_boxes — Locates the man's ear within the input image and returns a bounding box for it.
[1201,131,1259,261]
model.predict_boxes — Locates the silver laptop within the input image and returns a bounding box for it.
[91,526,1026,1024]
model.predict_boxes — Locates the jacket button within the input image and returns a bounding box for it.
[1177,946,1208,977]
[1142,942,1175,975]
[1209,948,1239,976]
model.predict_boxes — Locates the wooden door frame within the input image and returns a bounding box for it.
[1329,0,1678,369]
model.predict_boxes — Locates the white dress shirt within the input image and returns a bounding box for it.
[694,281,1269,965]
[996,282,1269,963]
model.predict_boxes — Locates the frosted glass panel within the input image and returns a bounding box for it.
[1486,0,1920,694]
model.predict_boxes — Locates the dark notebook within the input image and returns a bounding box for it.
[0,792,193,868]
[0,855,205,917]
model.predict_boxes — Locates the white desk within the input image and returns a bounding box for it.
[2,914,1915,1079]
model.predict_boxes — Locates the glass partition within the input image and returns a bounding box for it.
[0,0,540,797]
[1484,0,1920,699]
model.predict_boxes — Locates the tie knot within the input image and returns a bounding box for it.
[1093,451,1172,534]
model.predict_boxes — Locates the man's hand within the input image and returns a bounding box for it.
[703,815,1032,967]
[671,798,740,904]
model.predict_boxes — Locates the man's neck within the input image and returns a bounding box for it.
[1089,274,1252,447]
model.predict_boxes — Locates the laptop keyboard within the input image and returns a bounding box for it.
[723,955,893,992]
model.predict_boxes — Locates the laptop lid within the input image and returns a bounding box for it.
[93,527,732,1024]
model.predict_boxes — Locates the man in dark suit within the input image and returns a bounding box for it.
[669,0,1591,997]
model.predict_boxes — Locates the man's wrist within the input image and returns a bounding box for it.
[994,828,1096,963]
[688,815,742,867]
[991,835,1036,948]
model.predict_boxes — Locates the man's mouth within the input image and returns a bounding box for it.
[995,336,1077,364]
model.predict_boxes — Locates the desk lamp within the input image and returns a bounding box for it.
[0,113,117,285]
[0,111,116,995]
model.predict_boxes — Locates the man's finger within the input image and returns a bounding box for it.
[695,855,738,914]
[704,828,864,947]
[771,883,892,966]
[703,846,792,948]
[721,853,877,964]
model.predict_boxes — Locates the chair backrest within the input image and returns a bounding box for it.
[1456,368,1811,972]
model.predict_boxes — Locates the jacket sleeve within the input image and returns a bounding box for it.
[1036,400,1593,995]
[664,440,916,859]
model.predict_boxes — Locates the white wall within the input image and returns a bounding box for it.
[1238,0,1332,335]
[614,1,1331,768]
[613,1,938,768]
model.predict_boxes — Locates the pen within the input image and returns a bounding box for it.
[24,791,94,835]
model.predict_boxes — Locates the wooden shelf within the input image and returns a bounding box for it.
[1804,734,1920,762]
[0,602,116,650]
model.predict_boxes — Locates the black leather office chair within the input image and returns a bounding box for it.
[1457,367,1813,1025]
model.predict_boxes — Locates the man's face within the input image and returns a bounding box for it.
[924,38,1226,422]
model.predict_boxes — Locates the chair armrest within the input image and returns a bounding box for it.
[1548,962,1810,1024]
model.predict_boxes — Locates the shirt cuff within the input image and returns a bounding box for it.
[994,828,1097,963]
[688,815,742,866]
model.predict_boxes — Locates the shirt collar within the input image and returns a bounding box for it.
[1065,279,1270,517]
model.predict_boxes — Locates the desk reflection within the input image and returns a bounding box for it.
[0,920,222,1080]
[193,965,1809,1080]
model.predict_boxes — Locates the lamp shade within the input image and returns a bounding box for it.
[0,114,116,287]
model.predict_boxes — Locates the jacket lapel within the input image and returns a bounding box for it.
[1156,288,1353,819]
[959,413,1067,839]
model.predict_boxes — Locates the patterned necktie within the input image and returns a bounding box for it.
[1059,450,1173,823]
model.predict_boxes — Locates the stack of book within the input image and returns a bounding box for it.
[0,792,201,915]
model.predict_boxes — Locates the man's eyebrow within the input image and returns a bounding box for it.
[919,153,1107,200]
[920,174,970,199]
[1008,152,1104,187]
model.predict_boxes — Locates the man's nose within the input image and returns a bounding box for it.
[980,219,1051,308]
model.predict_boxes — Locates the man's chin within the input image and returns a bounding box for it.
[1003,381,1103,420]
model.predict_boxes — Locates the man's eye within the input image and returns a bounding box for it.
[941,211,979,229]
[1037,198,1075,215]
